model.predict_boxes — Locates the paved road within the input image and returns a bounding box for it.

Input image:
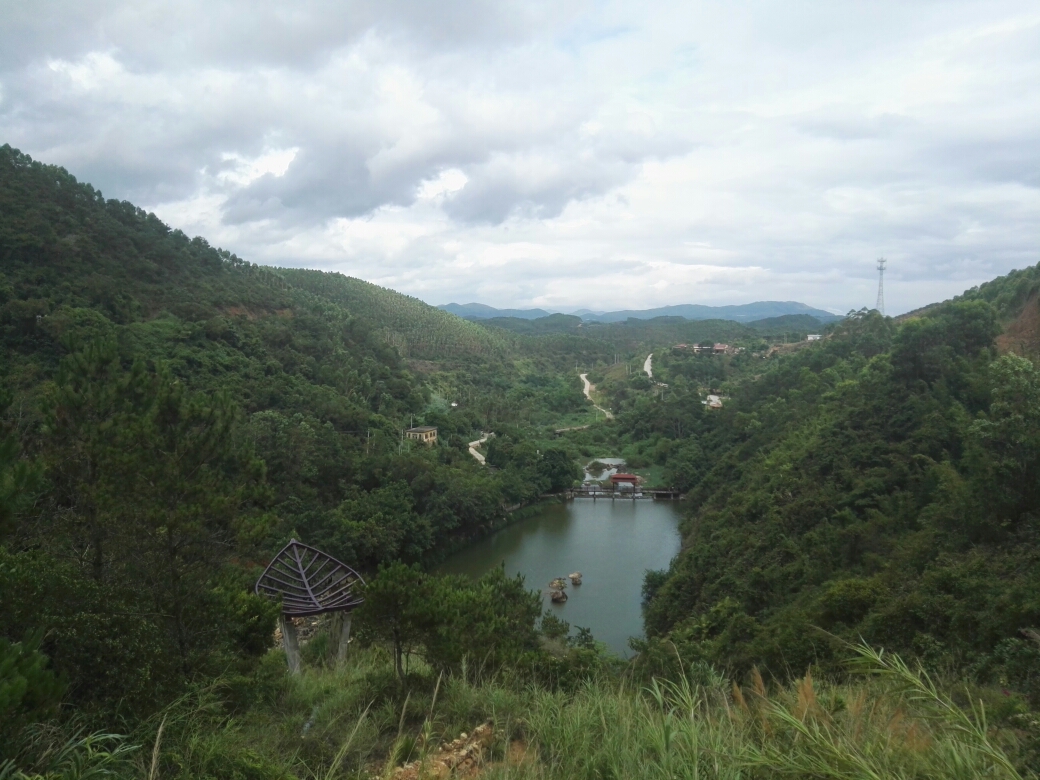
[580,373,615,420]
[468,432,491,464]
[643,353,653,379]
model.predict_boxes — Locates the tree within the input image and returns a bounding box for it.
[111,371,269,673]
[0,634,64,760]
[41,338,153,582]
[0,390,41,540]
[318,482,432,567]
[19,339,275,705]
[970,354,1040,526]
[355,563,439,679]
[424,567,541,672]
[538,448,581,492]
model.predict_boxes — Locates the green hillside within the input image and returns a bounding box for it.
[0,144,570,719]
[614,290,1040,697]
[747,313,826,332]
[0,145,426,422]
[3,144,1039,779]
[484,314,754,349]
[477,312,585,335]
[279,269,507,360]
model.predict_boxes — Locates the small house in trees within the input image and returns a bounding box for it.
[405,426,438,446]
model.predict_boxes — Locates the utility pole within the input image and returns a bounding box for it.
[876,257,887,315]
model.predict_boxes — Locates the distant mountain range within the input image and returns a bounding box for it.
[438,303,554,320]
[438,301,842,324]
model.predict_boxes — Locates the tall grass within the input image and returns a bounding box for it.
[0,728,138,780]
[9,644,1034,779]
[492,643,1034,780]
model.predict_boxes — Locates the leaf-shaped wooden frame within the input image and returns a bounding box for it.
[255,539,365,617]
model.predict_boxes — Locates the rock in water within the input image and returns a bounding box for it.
[569,572,582,585]
[550,577,568,590]
[550,589,568,603]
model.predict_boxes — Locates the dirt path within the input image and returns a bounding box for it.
[643,352,653,378]
[468,432,490,464]
[579,373,614,420]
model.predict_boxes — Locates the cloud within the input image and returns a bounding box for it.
[1,0,1039,314]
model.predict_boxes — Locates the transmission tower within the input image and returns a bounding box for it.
[875,258,887,315]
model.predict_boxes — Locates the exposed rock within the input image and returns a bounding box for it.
[550,589,568,603]
[380,722,495,779]
[568,572,582,585]
[549,577,568,590]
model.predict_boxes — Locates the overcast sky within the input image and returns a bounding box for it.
[2,1,1038,315]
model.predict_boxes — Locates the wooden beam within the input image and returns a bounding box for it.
[279,613,302,675]
[336,614,353,665]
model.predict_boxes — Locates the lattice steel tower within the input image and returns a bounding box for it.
[876,258,887,315]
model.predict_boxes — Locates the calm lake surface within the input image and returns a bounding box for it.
[437,499,682,656]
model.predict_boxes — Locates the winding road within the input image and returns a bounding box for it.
[468,432,491,464]
[579,373,614,420]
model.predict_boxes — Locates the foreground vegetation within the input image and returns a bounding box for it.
[4,640,1037,779]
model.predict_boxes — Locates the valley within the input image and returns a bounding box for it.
[2,144,1040,778]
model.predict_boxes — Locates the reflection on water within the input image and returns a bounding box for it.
[436,499,682,656]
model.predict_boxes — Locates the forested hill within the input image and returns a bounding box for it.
[0,144,552,716]
[628,263,1040,695]
[278,269,506,359]
[0,144,425,418]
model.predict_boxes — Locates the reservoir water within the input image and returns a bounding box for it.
[437,499,682,656]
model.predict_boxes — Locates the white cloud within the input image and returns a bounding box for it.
[2,0,1039,314]
[217,147,299,187]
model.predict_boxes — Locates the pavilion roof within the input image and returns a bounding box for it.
[255,539,365,617]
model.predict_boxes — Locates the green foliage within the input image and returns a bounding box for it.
[537,448,582,491]
[539,610,571,641]
[631,290,1040,693]
[0,635,64,759]
[5,143,1040,777]
[0,730,139,780]
[3,621,1032,778]
[354,564,541,679]
[318,483,432,567]
[279,269,505,361]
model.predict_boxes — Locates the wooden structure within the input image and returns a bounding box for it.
[648,488,682,500]
[610,473,640,492]
[567,485,680,500]
[405,426,438,446]
[255,539,365,674]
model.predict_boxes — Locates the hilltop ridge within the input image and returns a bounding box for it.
[439,300,841,323]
